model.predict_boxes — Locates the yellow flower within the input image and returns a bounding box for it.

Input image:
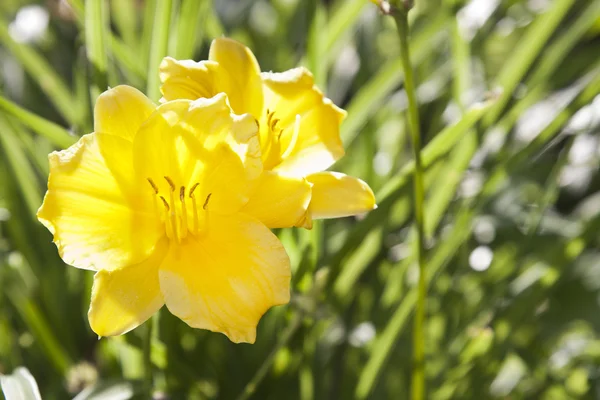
[160,38,376,229]
[37,86,311,343]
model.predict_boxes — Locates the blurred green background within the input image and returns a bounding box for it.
[1,0,600,398]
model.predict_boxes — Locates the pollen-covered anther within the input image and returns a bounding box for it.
[203,193,212,210]
[147,178,159,194]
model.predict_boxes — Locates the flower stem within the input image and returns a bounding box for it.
[391,3,426,399]
[236,314,302,400]
[143,315,154,397]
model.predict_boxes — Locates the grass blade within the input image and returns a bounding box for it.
[85,0,109,101]
[146,0,173,101]
[0,95,75,148]
[0,20,77,126]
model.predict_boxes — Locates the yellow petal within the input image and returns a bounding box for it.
[94,85,156,141]
[261,67,346,176]
[37,133,162,271]
[241,171,312,228]
[209,38,264,117]
[88,239,168,336]
[159,213,290,343]
[306,172,376,219]
[132,95,256,215]
[159,57,221,102]
[183,95,262,183]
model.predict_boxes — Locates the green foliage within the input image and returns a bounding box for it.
[1,0,600,398]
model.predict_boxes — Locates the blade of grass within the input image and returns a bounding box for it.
[354,67,600,399]
[236,314,303,400]
[146,0,173,101]
[306,1,327,89]
[0,95,75,148]
[0,20,77,126]
[111,0,138,48]
[5,288,72,375]
[326,0,366,55]
[85,0,109,101]
[172,0,205,60]
[0,115,41,216]
[341,11,449,146]
[68,0,146,87]
[483,0,576,127]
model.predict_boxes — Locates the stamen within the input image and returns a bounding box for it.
[147,178,159,194]
[189,183,199,198]
[180,186,188,238]
[189,183,199,233]
[164,176,176,191]
[159,196,170,211]
[281,114,301,159]
[165,177,178,241]
[203,193,212,210]
[160,195,174,239]
[270,118,280,131]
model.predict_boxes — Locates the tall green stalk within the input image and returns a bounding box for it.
[387,1,427,398]
[142,316,155,397]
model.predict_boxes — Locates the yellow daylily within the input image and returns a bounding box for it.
[160,38,376,228]
[38,86,312,343]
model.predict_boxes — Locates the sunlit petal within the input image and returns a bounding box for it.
[37,133,162,271]
[159,213,290,344]
[242,171,312,228]
[159,57,221,102]
[307,172,376,219]
[94,85,156,141]
[209,37,264,117]
[132,95,255,215]
[261,67,346,176]
[88,239,168,336]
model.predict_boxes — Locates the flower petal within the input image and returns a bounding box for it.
[159,213,290,343]
[159,57,221,102]
[261,67,346,176]
[241,171,312,228]
[132,95,255,214]
[209,38,264,117]
[37,133,162,271]
[94,85,156,141]
[306,172,376,219]
[88,238,168,336]
[183,96,262,183]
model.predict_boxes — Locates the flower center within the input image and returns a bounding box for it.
[260,109,301,170]
[147,176,211,242]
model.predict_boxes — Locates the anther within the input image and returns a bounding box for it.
[203,193,212,210]
[189,183,199,198]
[147,178,159,194]
[164,176,176,191]
[159,196,170,210]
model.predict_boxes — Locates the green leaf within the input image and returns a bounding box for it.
[146,0,173,101]
[0,95,75,148]
[85,0,110,101]
[172,0,206,60]
[0,20,77,126]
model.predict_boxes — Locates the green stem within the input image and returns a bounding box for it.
[392,4,426,400]
[236,314,302,400]
[143,317,154,396]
